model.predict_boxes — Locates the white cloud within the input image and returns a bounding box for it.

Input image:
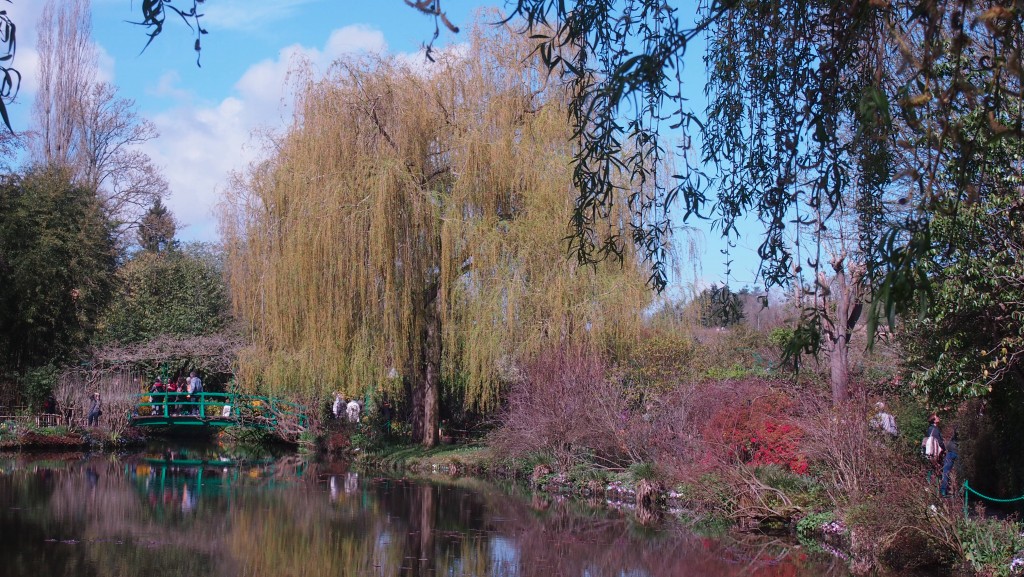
[143,23,390,243]
[395,42,469,77]
[94,43,115,85]
[149,71,193,101]
[201,0,321,32]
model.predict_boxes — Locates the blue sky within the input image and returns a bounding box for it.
[4,0,763,295]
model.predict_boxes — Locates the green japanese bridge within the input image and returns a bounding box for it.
[129,392,307,430]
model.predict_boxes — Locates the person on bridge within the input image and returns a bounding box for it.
[166,378,179,415]
[189,371,203,416]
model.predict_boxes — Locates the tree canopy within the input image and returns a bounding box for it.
[98,242,231,345]
[221,20,652,444]
[0,167,117,372]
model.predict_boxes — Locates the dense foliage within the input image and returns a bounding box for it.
[98,242,231,345]
[0,167,116,371]
[136,198,177,253]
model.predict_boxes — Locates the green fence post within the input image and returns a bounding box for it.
[200,393,206,420]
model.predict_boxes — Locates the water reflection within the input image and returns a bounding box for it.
[0,445,850,577]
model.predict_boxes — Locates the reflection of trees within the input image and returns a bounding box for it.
[0,456,226,577]
[479,494,851,577]
[2,453,849,577]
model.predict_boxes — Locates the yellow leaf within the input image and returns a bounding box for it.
[979,6,1013,22]
[906,93,932,106]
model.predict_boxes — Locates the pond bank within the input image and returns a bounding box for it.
[0,423,148,451]
[353,442,980,577]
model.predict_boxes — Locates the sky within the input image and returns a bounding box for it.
[3,0,764,295]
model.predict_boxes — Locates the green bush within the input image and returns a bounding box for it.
[797,511,835,539]
[567,457,609,487]
[674,473,735,515]
[754,464,824,509]
[20,365,58,411]
[957,517,1024,577]
[703,363,765,380]
[629,461,658,482]
[768,327,794,350]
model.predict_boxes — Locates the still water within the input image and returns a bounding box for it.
[0,443,850,577]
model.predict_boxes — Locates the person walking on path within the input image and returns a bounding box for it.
[923,413,946,483]
[870,401,898,436]
[346,398,361,423]
[941,427,959,497]
[87,392,102,427]
[332,392,344,419]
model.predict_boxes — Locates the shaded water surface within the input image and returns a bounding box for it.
[0,444,850,577]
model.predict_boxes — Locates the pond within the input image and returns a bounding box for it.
[0,442,851,577]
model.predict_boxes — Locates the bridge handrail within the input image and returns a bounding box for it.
[131,391,307,427]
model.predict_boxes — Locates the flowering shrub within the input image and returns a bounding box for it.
[704,386,809,474]
[743,421,808,474]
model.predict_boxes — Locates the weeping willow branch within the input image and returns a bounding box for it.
[219,18,658,440]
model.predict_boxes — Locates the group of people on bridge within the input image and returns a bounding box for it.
[148,371,204,416]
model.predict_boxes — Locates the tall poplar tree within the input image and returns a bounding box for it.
[221,22,653,445]
[30,0,168,245]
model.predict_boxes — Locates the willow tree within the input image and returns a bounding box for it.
[221,22,652,446]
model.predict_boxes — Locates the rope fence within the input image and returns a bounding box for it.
[962,480,1024,518]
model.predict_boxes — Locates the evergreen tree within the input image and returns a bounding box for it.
[0,166,117,372]
[137,198,177,253]
[99,243,230,344]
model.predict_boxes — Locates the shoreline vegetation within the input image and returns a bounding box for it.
[6,404,1022,577]
[7,321,1024,577]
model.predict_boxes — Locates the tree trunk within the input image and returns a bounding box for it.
[407,371,424,444]
[828,256,863,405]
[408,284,441,447]
[421,287,441,448]
[829,330,850,405]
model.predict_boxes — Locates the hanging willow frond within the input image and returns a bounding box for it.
[219,19,657,410]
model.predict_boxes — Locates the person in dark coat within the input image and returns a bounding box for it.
[940,427,959,497]
[87,392,102,427]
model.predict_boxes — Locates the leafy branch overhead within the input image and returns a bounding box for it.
[0,2,18,132]
[131,0,208,66]
[404,0,459,61]
[510,0,1024,325]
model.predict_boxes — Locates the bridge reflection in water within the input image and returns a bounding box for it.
[0,446,851,577]
[129,392,307,430]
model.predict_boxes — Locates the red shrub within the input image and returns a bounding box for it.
[702,384,809,474]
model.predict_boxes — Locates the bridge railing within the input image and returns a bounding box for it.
[132,392,307,429]
[135,391,236,419]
